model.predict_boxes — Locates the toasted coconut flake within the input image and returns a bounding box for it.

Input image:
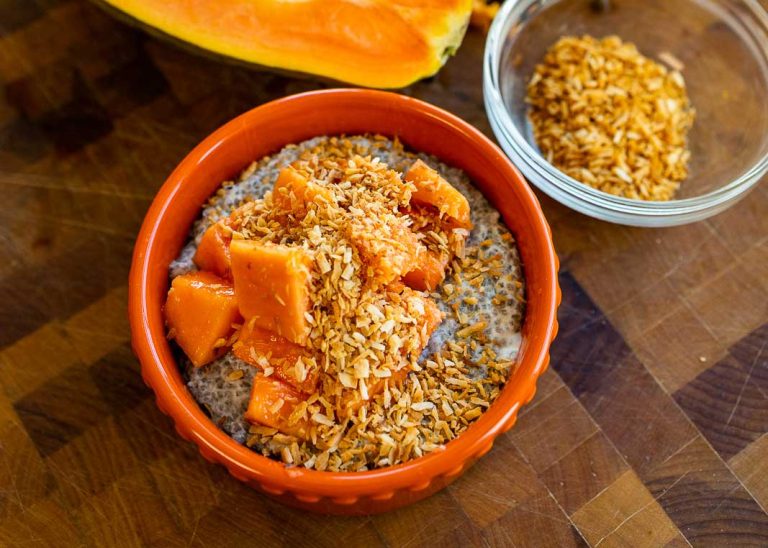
[456,321,488,338]
[311,413,335,427]
[226,369,245,382]
[269,399,285,414]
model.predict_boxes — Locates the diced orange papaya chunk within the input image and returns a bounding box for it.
[272,166,332,215]
[194,221,233,279]
[232,323,319,394]
[226,203,254,228]
[233,324,305,366]
[245,375,310,439]
[346,219,422,287]
[403,248,448,292]
[374,368,408,397]
[164,271,242,367]
[230,241,312,345]
[388,282,443,349]
[405,160,472,229]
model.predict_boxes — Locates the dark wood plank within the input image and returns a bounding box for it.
[645,437,768,545]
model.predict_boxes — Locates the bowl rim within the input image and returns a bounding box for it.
[128,88,560,500]
[483,0,768,222]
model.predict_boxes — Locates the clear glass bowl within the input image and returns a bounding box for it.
[483,0,768,226]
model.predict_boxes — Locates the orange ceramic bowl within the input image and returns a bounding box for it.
[129,89,560,515]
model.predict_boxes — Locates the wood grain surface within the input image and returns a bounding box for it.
[1,1,767,546]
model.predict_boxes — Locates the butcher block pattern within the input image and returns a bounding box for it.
[0,1,766,545]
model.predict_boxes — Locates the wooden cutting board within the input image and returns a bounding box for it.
[0,1,766,545]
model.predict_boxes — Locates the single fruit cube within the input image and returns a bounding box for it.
[164,271,242,367]
[347,218,422,287]
[403,248,448,292]
[233,323,319,394]
[388,282,444,349]
[227,203,254,227]
[230,241,313,345]
[405,160,472,229]
[272,166,333,215]
[245,375,310,439]
[194,221,233,279]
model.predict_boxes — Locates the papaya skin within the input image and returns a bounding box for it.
[230,241,313,345]
[164,271,242,367]
[96,0,472,88]
[405,159,472,229]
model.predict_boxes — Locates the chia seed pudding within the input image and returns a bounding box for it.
[168,135,525,471]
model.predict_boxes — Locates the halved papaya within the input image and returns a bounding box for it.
[95,0,473,88]
[405,160,472,229]
[233,323,319,394]
[245,375,310,439]
[230,241,313,345]
[164,271,242,367]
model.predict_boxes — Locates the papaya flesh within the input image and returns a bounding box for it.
[346,219,422,287]
[96,0,473,88]
[164,271,242,367]
[272,167,333,216]
[194,220,233,279]
[405,160,472,229]
[230,241,313,345]
[233,323,319,394]
[245,375,310,439]
[340,286,442,413]
[403,248,449,292]
[414,290,444,348]
[387,281,444,347]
